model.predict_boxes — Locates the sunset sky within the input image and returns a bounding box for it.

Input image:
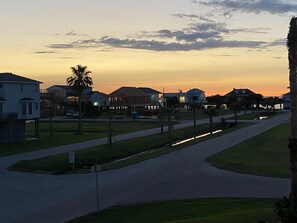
[1,0,297,96]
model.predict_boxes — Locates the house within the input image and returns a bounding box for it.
[187,88,206,105]
[163,88,206,108]
[45,85,108,114]
[109,86,152,108]
[0,72,42,143]
[282,92,290,110]
[224,88,256,102]
[137,87,161,107]
[86,91,109,107]
[47,85,92,103]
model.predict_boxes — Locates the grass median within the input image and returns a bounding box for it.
[9,122,250,174]
[0,120,174,157]
[66,198,278,223]
[206,123,290,178]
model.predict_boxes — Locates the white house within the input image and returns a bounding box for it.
[187,88,206,105]
[163,88,206,108]
[86,91,109,107]
[0,73,42,143]
[282,92,290,110]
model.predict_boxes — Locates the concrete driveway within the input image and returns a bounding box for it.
[0,112,290,223]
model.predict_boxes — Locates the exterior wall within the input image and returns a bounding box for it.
[47,86,66,99]
[186,89,206,105]
[1,82,40,120]
[109,96,152,107]
[90,92,109,107]
[0,119,26,143]
[164,89,206,107]
[283,93,290,110]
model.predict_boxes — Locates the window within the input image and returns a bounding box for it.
[0,103,2,114]
[28,102,32,115]
[35,84,39,92]
[179,96,185,103]
[22,103,26,115]
[35,102,38,110]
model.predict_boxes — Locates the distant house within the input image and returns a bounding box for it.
[86,91,109,107]
[224,88,256,102]
[0,72,42,143]
[47,85,92,102]
[163,88,206,108]
[282,92,290,110]
[138,87,161,106]
[45,85,109,114]
[109,86,152,108]
[187,88,206,105]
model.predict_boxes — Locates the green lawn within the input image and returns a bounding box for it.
[234,110,279,120]
[206,123,290,178]
[66,198,278,223]
[176,109,232,120]
[9,123,250,174]
[0,120,173,157]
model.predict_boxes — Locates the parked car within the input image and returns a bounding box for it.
[66,110,80,117]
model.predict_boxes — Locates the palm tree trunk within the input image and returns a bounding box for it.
[209,109,213,134]
[168,114,172,147]
[78,94,82,134]
[160,112,164,134]
[193,107,196,127]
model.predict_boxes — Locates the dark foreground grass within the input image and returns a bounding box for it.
[206,123,290,178]
[9,123,250,174]
[0,120,172,157]
[67,198,278,223]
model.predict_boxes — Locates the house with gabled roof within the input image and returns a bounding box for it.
[0,72,42,143]
[109,86,152,108]
[224,88,256,102]
[86,91,109,107]
[137,87,161,105]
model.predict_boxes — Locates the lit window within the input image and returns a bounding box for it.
[179,96,185,103]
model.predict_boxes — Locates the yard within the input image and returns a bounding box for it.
[9,122,250,174]
[67,198,278,223]
[0,120,173,157]
[206,123,290,178]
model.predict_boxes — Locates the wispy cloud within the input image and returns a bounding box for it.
[66,31,88,37]
[47,22,275,52]
[197,0,297,16]
[171,13,215,22]
[34,51,56,54]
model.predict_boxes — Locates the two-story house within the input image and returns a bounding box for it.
[0,73,42,143]
[163,88,206,108]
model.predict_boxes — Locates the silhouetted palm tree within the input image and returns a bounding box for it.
[67,65,93,134]
[287,17,297,208]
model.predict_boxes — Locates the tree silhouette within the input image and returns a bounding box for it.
[67,65,93,134]
[287,17,297,208]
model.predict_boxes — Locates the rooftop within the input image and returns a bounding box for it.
[0,73,42,84]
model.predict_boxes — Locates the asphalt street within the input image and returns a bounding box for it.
[0,112,291,223]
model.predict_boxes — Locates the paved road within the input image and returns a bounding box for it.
[0,112,290,223]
